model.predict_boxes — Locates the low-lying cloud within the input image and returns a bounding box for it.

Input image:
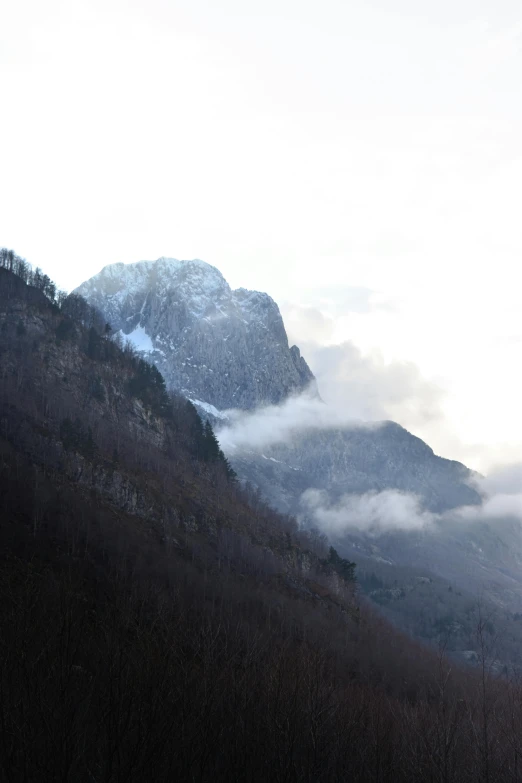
[216,342,444,455]
[299,485,522,536]
[299,472,522,537]
[478,462,522,497]
[300,488,435,534]
[454,492,522,522]
[300,340,445,430]
[213,314,522,536]
[217,392,522,534]
[217,299,446,456]
[217,390,379,453]
[449,464,522,523]
[281,302,445,430]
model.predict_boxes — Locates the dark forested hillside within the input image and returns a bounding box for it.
[2,250,522,782]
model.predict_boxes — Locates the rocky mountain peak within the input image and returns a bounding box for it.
[75,257,316,411]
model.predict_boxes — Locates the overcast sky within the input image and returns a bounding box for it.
[2,0,522,472]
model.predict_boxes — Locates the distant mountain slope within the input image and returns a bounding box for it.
[75,258,315,410]
[228,421,481,516]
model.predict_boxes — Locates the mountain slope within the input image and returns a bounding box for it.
[76,257,481,515]
[4,251,522,781]
[75,258,315,410]
[228,420,481,516]
[76,255,522,653]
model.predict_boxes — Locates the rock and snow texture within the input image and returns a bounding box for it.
[76,256,480,517]
[75,258,316,410]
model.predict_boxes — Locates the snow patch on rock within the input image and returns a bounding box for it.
[190,399,229,421]
[123,325,154,353]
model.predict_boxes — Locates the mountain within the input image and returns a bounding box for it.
[76,257,481,516]
[75,258,315,411]
[229,421,481,516]
[225,423,522,628]
[75,255,522,657]
[4,250,522,780]
[0,253,494,782]
[225,425,522,629]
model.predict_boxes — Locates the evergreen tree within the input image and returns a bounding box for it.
[203,420,221,462]
[328,546,356,583]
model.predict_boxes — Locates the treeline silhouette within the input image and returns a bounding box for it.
[2,250,522,781]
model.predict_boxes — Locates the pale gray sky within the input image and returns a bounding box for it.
[2,0,522,472]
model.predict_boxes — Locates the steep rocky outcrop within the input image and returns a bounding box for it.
[75,258,315,410]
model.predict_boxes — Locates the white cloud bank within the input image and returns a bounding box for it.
[216,331,446,456]
[455,493,522,522]
[217,391,380,453]
[301,339,445,430]
[299,470,522,536]
[452,464,522,523]
[299,485,522,536]
[300,488,435,534]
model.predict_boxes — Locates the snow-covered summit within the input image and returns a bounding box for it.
[75,257,316,410]
[83,257,230,322]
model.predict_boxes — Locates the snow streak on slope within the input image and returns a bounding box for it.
[120,325,154,353]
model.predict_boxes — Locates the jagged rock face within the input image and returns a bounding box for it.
[75,258,315,410]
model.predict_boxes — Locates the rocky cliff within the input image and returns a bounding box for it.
[75,258,315,411]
